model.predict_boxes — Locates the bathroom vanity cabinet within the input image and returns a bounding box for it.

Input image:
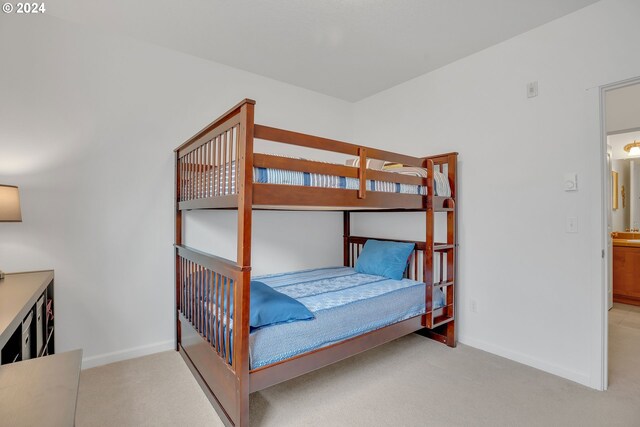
[613,237,640,306]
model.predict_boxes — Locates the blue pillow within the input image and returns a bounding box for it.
[250,280,314,330]
[355,240,415,280]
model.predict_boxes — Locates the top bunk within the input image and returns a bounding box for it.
[175,99,457,212]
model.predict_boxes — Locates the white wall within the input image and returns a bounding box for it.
[353,0,640,388]
[0,14,352,367]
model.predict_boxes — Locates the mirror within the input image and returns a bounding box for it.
[612,171,618,210]
[611,158,640,232]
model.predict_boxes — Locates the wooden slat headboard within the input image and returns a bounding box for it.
[346,235,430,282]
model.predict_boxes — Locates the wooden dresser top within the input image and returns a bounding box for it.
[0,349,82,427]
[0,271,54,349]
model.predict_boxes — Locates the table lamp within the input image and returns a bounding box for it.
[0,185,22,279]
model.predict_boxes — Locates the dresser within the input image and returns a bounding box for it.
[0,271,83,426]
[0,271,55,364]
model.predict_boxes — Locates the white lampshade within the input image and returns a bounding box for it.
[629,146,640,156]
[0,185,22,222]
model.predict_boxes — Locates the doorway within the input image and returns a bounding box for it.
[601,78,640,391]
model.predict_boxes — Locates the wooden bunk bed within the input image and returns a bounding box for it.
[174,99,458,427]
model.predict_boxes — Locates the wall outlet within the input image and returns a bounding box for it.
[470,299,477,313]
[566,216,578,233]
[527,81,538,98]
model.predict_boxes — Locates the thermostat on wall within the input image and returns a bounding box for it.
[564,173,578,191]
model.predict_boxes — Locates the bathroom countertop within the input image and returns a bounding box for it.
[613,239,640,248]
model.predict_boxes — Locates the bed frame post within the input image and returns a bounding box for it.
[445,153,458,347]
[234,101,254,427]
[357,148,367,199]
[343,211,351,267]
[424,159,435,327]
[174,150,182,351]
[418,154,458,348]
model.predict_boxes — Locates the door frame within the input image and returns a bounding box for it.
[599,76,640,391]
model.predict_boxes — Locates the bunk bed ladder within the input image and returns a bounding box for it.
[422,156,457,347]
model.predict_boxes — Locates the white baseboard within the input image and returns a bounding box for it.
[82,336,593,388]
[459,335,593,389]
[82,339,175,370]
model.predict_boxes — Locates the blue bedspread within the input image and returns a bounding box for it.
[249,267,445,369]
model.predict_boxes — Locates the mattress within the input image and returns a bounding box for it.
[249,267,445,369]
[192,161,451,198]
[253,167,429,195]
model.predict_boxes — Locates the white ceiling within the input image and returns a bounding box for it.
[49,0,599,101]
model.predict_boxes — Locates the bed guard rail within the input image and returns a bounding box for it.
[175,244,250,370]
[175,99,455,209]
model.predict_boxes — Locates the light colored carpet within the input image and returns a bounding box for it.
[76,305,640,426]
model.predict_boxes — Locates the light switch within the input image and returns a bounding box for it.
[564,173,578,191]
[566,216,578,233]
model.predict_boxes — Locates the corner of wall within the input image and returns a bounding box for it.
[81,340,174,370]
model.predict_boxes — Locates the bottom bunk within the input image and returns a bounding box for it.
[250,266,445,369]
[181,266,446,370]
[175,236,455,426]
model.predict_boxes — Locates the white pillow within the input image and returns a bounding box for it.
[345,158,386,170]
